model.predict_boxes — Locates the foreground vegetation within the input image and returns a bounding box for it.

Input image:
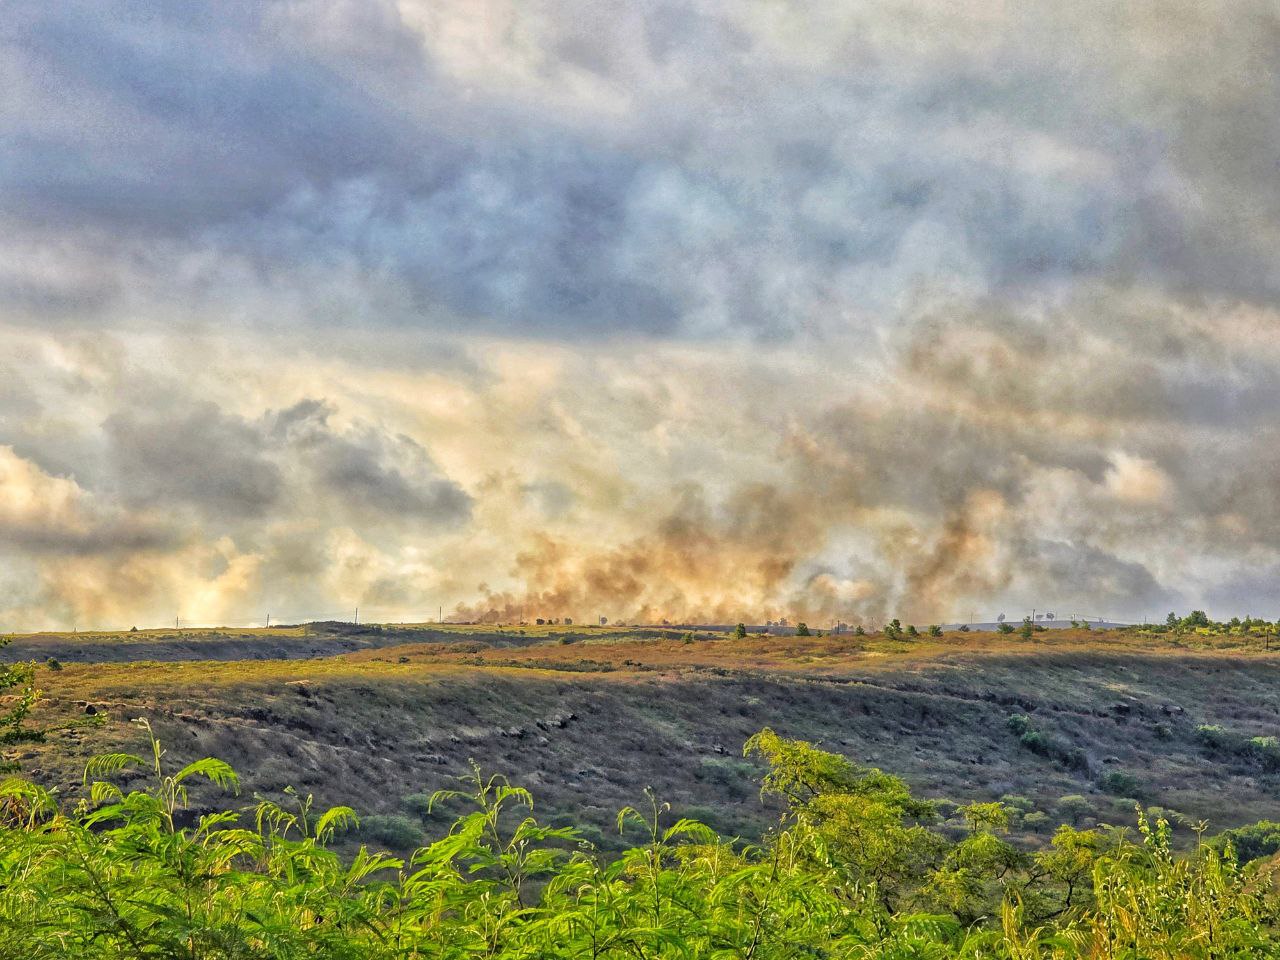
[2,723,1278,959]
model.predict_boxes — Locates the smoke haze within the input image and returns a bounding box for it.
[3,1,1280,627]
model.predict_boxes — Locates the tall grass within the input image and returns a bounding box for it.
[0,723,1275,958]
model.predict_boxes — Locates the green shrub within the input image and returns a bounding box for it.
[697,757,756,798]
[1196,724,1280,770]
[933,798,961,821]
[1022,811,1049,831]
[1099,769,1142,797]
[1056,794,1093,824]
[1196,723,1235,750]
[1006,713,1033,735]
[999,794,1032,813]
[1249,736,1280,771]
[1019,730,1051,755]
[1,722,1277,958]
[358,813,423,849]
[1213,820,1280,864]
[401,792,434,817]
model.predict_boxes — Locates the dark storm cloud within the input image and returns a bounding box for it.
[105,402,283,518]
[1204,564,1280,617]
[1017,539,1173,614]
[91,395,472,530]
[0,517,180,557]
[269,399,473,525]
[3,1,415,233]
[7,0,1280,338]
[3,1,686,334]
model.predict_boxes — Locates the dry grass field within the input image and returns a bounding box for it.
[8,623,1280,852]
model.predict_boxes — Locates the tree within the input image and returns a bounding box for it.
[733,623,747,639]
[906,624,919,637]
[1020,616,1034,640]
[1166,612,1178,627]
[854,625,866,636]
[0,638,41,773]
[999,622,1015,635]
[745,728,942,911]
[796,622,811,636]
[929,624,943,637]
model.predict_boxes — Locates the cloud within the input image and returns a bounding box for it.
[0,309,1276,629]
[4,2,1280,627]
[1104,452,1172,506]
[0,445,179,556]
[105,402,284,519]
[1016,539,1174,617]
[6,0,1280,339]
[271,399,473,524]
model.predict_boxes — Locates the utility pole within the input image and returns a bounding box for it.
[265,613,270,629]
[354,607,358,626]
[438,605,442,624]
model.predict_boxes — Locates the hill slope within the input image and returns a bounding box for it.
[11,627,1280,848]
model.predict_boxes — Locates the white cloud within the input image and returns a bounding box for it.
[4,0,1280,625]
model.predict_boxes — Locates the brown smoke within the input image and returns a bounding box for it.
[452,482,823,623]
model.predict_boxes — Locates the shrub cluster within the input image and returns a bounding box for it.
[1,723,1277,958]
[1196,724,1280,771]
[1006,714,1088,771]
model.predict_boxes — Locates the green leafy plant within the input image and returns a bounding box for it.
[1,725,1277,958]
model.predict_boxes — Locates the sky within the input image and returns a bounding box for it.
[3,1,1280,630]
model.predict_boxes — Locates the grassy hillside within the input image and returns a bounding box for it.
[0,621,646,663]
[12,626,1280,852]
